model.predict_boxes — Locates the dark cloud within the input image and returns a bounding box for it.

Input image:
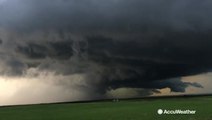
[1,0,212,31]
[16,41,75,59]
[0,38,2,44]
[17,43,47,59]
[13,34,206,94]
[0,56,26,76]
[0,0,211,102]
[108,77,203,93]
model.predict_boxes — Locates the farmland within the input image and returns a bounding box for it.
[0,96,212,120]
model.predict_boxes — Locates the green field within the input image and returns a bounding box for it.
[0,96,212,120]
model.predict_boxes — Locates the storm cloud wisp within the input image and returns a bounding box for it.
[0,0,212,105]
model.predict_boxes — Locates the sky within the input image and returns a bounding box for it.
[1,0,212,106]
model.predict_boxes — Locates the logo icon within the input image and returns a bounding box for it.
[157,109,163,115]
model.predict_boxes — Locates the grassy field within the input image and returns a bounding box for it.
[0,96,212,120]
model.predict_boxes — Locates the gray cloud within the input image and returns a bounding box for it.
[0,0,211,104]
[1,0,212,31]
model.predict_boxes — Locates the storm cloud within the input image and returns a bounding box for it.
[0,0,211,104]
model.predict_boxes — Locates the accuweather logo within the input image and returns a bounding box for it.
[157,109,196,115]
